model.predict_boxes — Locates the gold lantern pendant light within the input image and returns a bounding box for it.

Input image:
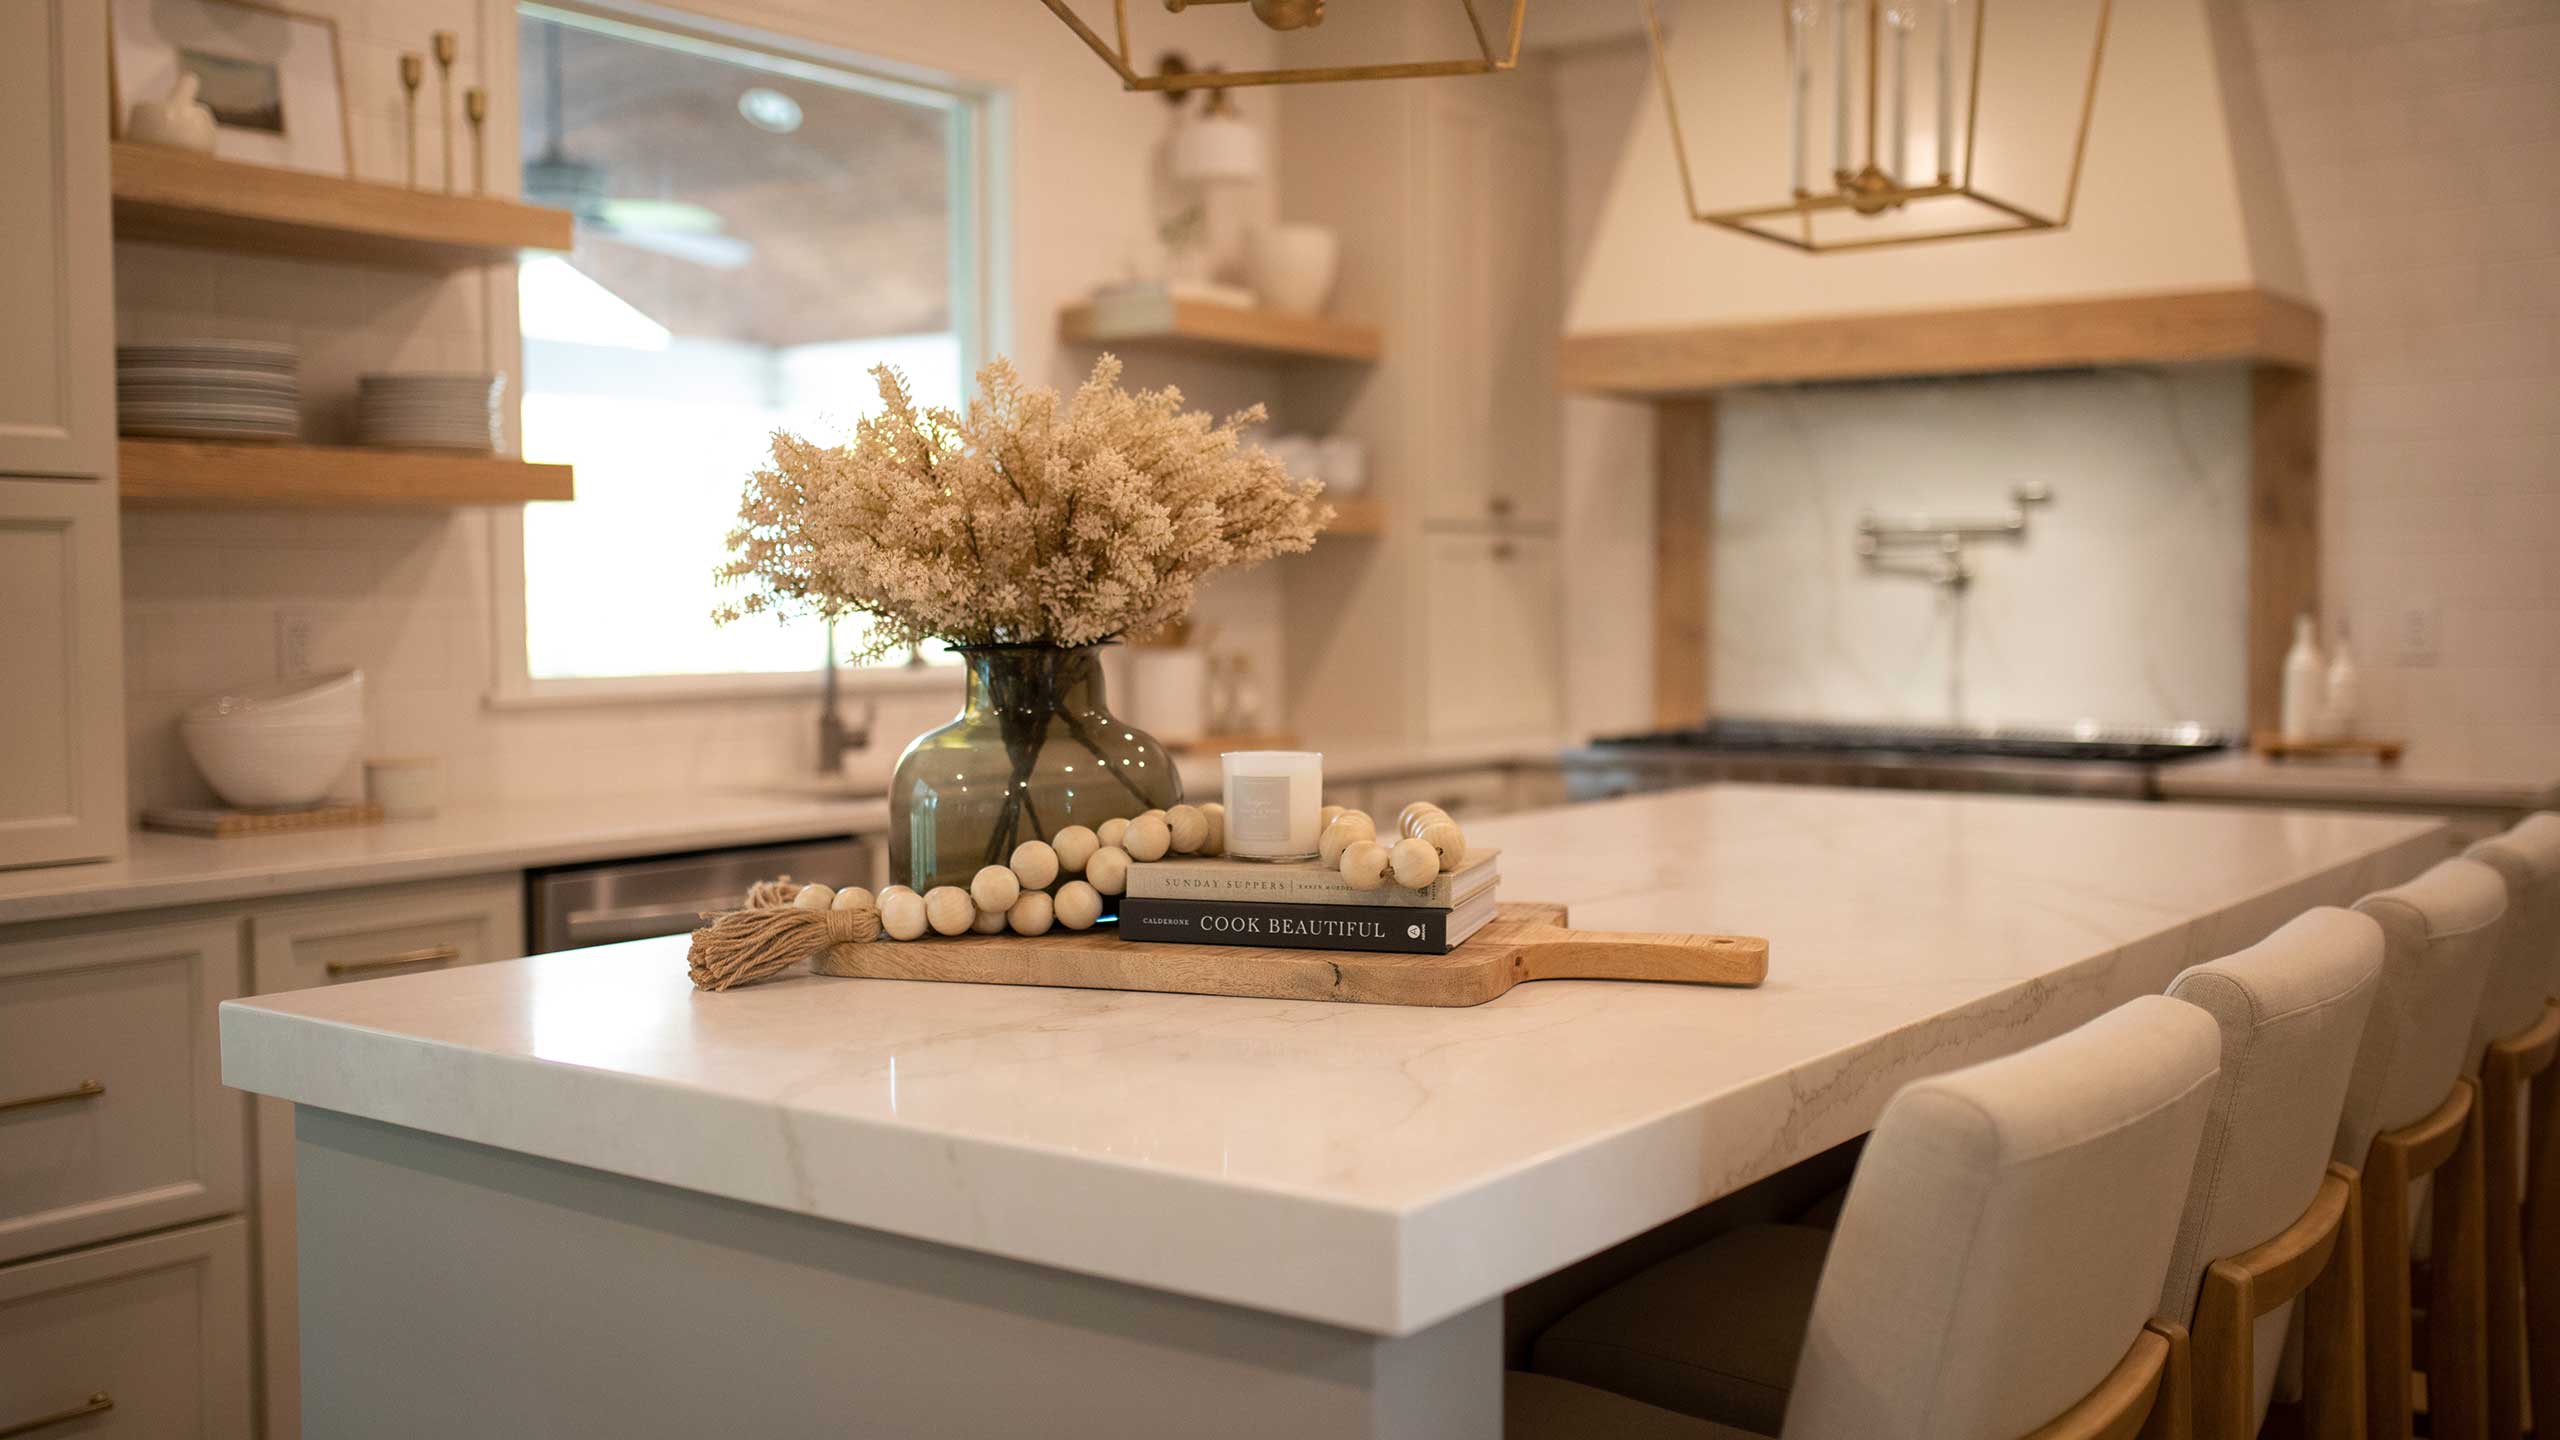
[1040,0,1530,92]
[1641,0,2113,252]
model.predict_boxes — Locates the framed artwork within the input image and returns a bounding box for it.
[110,0,352,176]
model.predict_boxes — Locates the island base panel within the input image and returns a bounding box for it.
[292,1107,1502,1438]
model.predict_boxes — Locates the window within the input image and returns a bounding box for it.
[497,5,989,698]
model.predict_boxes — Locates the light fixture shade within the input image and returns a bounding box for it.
[1039,0,1530,92]
[1641,0,2112,253]
[1172,112,1264,183]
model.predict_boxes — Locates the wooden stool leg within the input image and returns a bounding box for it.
[2304,1170,2367,1440]
[2428,1080,2490,1440]
[2480,1055,2525,1440]
[2366,1145,2416,1440]
[2528,1042,2560,1438]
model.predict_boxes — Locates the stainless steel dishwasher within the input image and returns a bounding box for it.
[526,836,874,953]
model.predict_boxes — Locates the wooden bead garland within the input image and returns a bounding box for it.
[687,792,1468,991]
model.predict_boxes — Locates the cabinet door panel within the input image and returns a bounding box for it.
[0,1218,253,1439]
[0,916,244,1263]
[1424,534,1562,740]
[0,0,114,475]
[0,482,126,867]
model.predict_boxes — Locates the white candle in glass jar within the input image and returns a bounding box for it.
[1222,751,1323,862]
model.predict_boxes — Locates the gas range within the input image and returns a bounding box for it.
[1569,717,2237,802]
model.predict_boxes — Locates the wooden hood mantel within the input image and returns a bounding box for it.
[1558,285,2322,396]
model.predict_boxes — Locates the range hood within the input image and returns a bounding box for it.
[1559,0,2316,393]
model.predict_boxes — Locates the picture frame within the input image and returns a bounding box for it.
[109,0,352,177]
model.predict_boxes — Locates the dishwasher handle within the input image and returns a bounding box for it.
[560,899,732,947]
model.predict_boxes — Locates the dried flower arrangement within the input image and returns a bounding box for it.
[715,354,1331,654]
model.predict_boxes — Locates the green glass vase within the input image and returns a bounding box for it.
[888,645,1182,893]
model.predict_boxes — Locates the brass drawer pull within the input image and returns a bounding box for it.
[1,1392,113,1437]
[326,944,462,977]
[0,1080,104,1115]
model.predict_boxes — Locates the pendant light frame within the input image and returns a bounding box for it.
[1038,0,1529,92]
[1641,0,2112,253]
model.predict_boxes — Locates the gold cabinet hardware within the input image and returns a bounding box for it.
[326,944,462,977]
[1,1392,114,1437]
[0,1080,104,1115]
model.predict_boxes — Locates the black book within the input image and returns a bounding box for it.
[1114,888,1499,955]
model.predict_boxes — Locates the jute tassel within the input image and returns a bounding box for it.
[741,875,804,909]
[687,903,880,992]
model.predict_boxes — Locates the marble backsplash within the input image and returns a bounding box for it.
[1713,364,2251,731]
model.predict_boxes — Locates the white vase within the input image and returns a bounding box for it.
[1250,224,1340,315]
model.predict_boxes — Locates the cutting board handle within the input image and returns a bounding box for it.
[1510,928,1768,988]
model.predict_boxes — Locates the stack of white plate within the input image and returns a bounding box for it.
[117,341,301,441]
[356,373,504,452]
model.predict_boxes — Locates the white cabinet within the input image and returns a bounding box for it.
[1419,88,1561,533]
[247,875,524,1440]
[0,0,124,869]
[0,483,126,868]
[0,916,245,1264]
[0,1218,254,1439]
[1424,533,1563,740]
[0,0,115,476]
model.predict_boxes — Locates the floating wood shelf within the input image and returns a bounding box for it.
[109,143,574,270]
[1061,296,1382,364]
[1324,497,1388,536]
[118,439,574,508]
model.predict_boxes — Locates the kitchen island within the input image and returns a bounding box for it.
[220,784,2445,1438]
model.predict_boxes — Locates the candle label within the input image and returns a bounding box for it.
[1229,774,1295,848]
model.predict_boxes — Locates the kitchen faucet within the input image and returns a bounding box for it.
[816,619,876,776]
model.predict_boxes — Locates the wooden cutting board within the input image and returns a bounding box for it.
[810,902,1768,1008]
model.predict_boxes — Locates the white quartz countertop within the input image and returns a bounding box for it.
[219,785,2444,1336]
[0,791,888,925]
[2158,747,2560,810]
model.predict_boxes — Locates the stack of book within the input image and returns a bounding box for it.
[1117,850,1501,954]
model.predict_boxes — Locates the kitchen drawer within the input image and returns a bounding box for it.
[0,1216,251,1439]
[249,875,520,1440]
[248,874,522,995]
[0,917,243,1264]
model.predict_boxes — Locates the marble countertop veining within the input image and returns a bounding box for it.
[219,784,2445,1336]
[0,791,890,925]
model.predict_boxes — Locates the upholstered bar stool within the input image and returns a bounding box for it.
[1516,996,2223,1440]
[2461,814,2560,1439]
[2338,857,2508,1440]
[2157,907,2385,1440]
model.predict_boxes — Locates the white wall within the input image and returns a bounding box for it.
[2241,0,2560,766]
[116,0,1295,812]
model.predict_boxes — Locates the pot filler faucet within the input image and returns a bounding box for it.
[1854,482,2052,592]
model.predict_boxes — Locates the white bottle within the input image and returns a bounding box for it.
[2279,614,2324,743]
[2321,622,2360,741]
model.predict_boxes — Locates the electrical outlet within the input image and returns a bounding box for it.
[2395,603,2440,668]
[276,609,316,678]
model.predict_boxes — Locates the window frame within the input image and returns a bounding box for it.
[485,0,1005,709]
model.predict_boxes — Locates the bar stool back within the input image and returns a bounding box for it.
[1782,996,2223,1440]
[2343,856,2509,1440]
[2462,813,2560,1440]
[2158,907,2384,1440]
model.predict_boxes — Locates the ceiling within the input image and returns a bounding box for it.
[519,17,956,350]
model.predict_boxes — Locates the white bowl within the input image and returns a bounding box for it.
[186,668,363,727]
[182,670,365,809]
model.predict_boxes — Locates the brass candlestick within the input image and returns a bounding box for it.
[432,31,458,193]
[399,54,424,188]
[465,87,487,195]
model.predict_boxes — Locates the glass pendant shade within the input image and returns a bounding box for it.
[1172,112,1264,183]
[1640,0,2112,253]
